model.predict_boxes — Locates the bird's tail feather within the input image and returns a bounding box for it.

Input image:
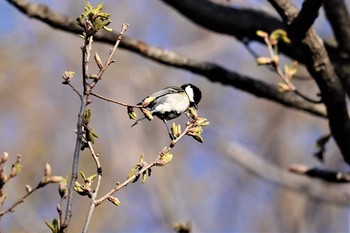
[131,116,146,127]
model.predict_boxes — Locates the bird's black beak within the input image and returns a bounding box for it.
[193,103,198,109]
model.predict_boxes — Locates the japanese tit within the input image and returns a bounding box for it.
[131,83,202,138]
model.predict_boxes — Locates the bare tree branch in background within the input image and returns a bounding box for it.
[5,0,326,119]
[224,142,350,205]
[161,0,350,95]
[289,164,350,183]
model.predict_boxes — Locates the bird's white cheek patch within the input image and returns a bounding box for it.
[185,86,194,102]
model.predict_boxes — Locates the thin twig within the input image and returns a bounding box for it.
[260,35,322,104]
[90,23,129,89]
[81,23,129,232]
[66,82,82,99]
[0,188,36,217]
[244,37,322,104]
[82,142,102,233]
[63,33,93,230]
[94,123,192,207]
[91,92,142,108]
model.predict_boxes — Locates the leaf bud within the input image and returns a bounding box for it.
[127,106,137,120]
[141,108,153,121]
[107,196,121,206]
[44,163,52,177]
[156,152,173,167]
[94,52,104,69]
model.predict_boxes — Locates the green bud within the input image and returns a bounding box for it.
[89,74,99,80]
[141,108,153,121]
[196,117,210,127]
[108,196,121,206]
[45,218,60,233]
[62,71,75,84]
[74,181,84,193]
[80,171,87,180]
[187,107,198,119]
[192,134,204,143]
[83,109,92,125]
[141,171,147,184]
[10,161,22,177]
[88,174,97,182]
[142,96,156,107]
[270,29,291,44]
[156,152,173,167]
[127,106,137,120]
[256,30,268,38]
[127,164,140,179]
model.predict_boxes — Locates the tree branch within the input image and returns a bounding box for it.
[323,0,350,95]
[224,142,350,205]
[6,0,326,118]
[160,0,350,97]
[94,119,204,206]
[289,164,350,183]
[63,35,91,230]
[289,0,323,41]
[160,0,304,61]
[324,0,350,55]
[267,0,350,166]
[82,142,102,233]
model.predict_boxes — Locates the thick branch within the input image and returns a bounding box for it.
[323,0,350,96]
[6,0,326,118]
[324,0,350,55]
[268,0,350,165]
[159,0,350,95]
[162,0,283,39]
[160,0,304,61]
[289,0,323,41]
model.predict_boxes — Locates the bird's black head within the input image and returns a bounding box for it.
[181,83,202,108]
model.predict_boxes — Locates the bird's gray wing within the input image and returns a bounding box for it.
[146,86,183,99]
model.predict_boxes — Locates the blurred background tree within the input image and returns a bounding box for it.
[1,0,349,232]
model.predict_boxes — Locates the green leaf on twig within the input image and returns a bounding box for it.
[45,218,60,233]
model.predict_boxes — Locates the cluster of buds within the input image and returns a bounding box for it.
[155,152,173,167]
[0,153,21,206]
[256,29,290,47]
[81,109,99,148]
[171,123,182,139]
[127,154,151,184]
[37,163,66,190]
[186,108,209,143]
[74,171,97,198]
[76,2,112,37]
[0,153,21,189]
[255,29,298,94]
[62,71,75,85]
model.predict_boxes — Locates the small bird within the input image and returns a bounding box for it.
[131,83,202,138]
